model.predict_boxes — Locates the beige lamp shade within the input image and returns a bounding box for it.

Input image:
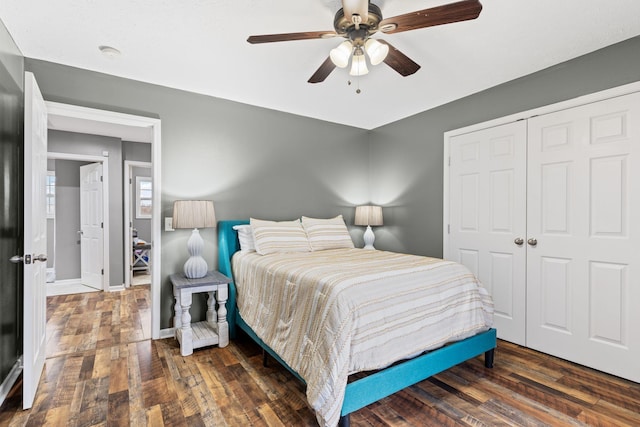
[354,205,383,227]
[172,200,216,229]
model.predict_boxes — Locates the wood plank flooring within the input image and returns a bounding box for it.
[1,285,639,426]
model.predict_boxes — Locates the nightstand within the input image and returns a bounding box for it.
[170,271,230,356]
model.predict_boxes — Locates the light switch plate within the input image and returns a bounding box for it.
[165,217,174,231]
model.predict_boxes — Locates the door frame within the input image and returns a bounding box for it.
[124,160,152,287]
[443,80,640,258]
[45,102,162,340]
[48,153,109,291]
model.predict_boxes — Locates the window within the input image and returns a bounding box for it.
[46,171,56,218]
[136,176,152,219]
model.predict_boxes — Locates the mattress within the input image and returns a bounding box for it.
[232,248,494,426]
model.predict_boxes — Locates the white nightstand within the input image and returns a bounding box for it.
[170,271,230,356]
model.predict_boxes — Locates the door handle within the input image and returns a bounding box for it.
[527,238,538,246]
[514,237,524,246]
[77,230,83,235]
[33,254,48,262]
[9,255,23,264]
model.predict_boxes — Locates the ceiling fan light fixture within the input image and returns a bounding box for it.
[330,40,353,68]
[349,48,369,76]
[364,38,389,66]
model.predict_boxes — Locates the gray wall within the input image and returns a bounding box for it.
[49,130,125,287]
[123,140,152,162]
[369,35,640,258]
[25,58,369,328]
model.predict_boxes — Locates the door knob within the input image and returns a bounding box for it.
[527,238,538,246]
[514,237,524,246]
[9,255,23,264]
[33,254,48,262]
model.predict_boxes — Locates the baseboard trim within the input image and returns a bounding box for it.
[160,328,175,339]
[50,278,81,286]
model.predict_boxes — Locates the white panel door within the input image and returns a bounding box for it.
[448,121,528,345]
[527,92,640,382]
[23,72,48,409]
[80,163,104,290]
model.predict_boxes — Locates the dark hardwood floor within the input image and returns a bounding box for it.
[1,285,639,426]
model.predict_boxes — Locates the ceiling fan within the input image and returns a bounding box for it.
[247,0,483,84]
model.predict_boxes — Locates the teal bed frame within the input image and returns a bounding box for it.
[217,220,496,427]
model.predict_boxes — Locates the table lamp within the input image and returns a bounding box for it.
[172,200,216,278]
[354,205,383,250]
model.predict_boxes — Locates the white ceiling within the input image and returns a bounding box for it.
[2,1,640,130]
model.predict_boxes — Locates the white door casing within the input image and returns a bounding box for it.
[448,121,528,345]
[80,162,104,290]
[23,72,47,409]
[526,92,640,382]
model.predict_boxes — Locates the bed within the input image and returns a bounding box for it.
[217,219,496,427]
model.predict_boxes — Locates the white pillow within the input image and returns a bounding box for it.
[250,218,311,255]
[233,224,255,252]
[301,215,354,251]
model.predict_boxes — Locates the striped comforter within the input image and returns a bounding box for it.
[232,249,494,427]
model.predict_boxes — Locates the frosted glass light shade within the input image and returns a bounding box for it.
[330,41,352,68]
[349,50,369,76]
[364,38,389,65]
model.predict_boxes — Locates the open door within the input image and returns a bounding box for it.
[23,72,48,409]
[80,162,104,290]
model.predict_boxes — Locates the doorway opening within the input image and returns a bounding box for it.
[45,101,161,340]
[124,160,152,288]
[46,153,109,296]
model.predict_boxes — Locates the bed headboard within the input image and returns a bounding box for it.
[217,220,249,338]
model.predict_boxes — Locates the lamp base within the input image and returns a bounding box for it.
[363,225,376,250]
[184,228,208,279]
[184,256,208,279]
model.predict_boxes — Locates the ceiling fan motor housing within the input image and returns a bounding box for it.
[333,3,383,42]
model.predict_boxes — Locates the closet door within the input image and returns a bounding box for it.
[448,121,527,345]
[527,92,640,382]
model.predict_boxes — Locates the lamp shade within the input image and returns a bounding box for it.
[172,200,216,229]
[354,205,383,226]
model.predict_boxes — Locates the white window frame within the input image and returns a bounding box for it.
[46,171,56,219]
[136,175,152,219]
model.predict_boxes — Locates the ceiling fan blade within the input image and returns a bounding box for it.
[379,0,482,34]
[378,40,421,77]
[247,31,337,44]
[308,57,337,84]
[342,0,369,23]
